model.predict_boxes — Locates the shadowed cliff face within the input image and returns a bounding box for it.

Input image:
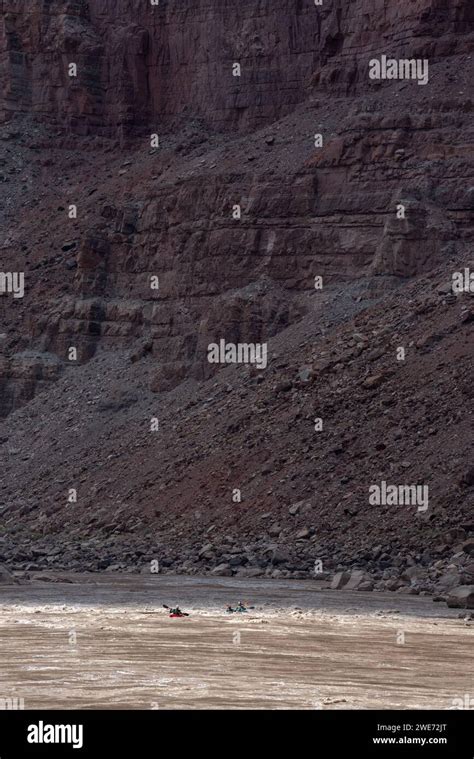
[1,0,473,134]
[0,2,472,583]
[0,0,472,404]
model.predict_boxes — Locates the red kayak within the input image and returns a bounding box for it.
[163,605,189,617]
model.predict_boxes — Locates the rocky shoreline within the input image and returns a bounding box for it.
[2,532,473,610]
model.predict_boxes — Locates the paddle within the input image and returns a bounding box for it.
[163,604,189,616]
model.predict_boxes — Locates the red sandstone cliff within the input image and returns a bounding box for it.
[1,0,473,133]
[0,1,472,585]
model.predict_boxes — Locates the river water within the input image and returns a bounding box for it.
[0,574,471,710]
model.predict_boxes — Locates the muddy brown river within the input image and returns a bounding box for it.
[0,574,471,710]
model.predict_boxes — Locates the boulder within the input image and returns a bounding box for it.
[357,581,374,591]
[268,523,282,538]
[271,548,291,565]
[446,586,474,609]
[435,570,462,590]
[211,563,232,577]
[464,562,474,578]
[345,569,371,590]
[235,567,264,578]
[288,502,301,516]
[331,571,350,590]
[445,527,466,544]
[461,539,474,556]
[0,563,18,584]
[362,373,385,389]
[297,366,312,382]
[199,542,213,557]
[402,566,427,582]
[199,543,214,560]
[385,578,406,591]
[228,555,247,567]
[295,527,311,539]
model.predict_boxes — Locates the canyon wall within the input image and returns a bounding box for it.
[0,0,473,411]
[1,0,472,134]
[0,1,472,582]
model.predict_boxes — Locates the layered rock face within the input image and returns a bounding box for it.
[1,255,473,590]
[0,1,472,589]
[1,0,472,405]
[1,0,472,133]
